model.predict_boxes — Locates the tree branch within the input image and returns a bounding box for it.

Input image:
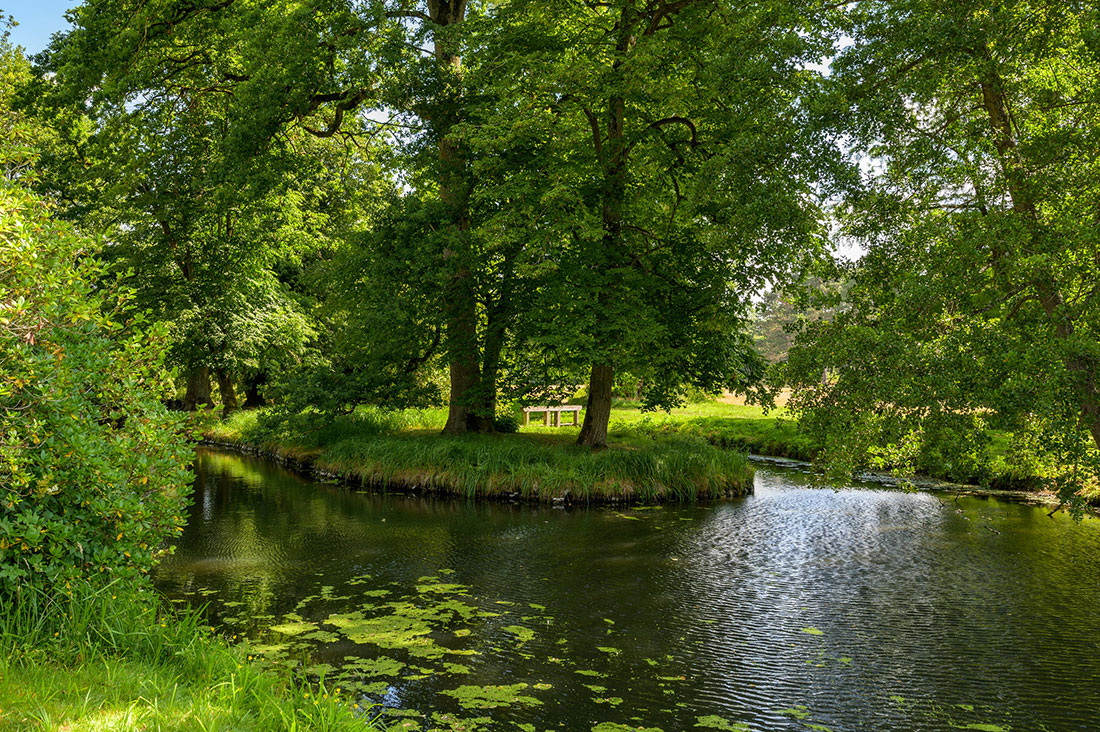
[582,107,603,163]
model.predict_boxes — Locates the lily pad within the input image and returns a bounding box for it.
[504,625,535,643]
[269,621,319,636]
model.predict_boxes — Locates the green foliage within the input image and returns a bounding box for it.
[41,0,836,431]
[34,17,388,410]
[491,411,520,434]
[0,84,193,590]
[751,280,849,364]
[474,0,834,416]
[782,0,1100,505]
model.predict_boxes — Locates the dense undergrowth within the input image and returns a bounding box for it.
[0,582,382,731]
[205,407,755,502]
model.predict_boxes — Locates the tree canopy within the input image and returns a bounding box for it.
[780,0,1100,502]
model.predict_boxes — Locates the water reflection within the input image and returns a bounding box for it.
[155,448,1100,731]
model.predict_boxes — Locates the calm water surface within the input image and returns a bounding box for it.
[155,448,1100,732]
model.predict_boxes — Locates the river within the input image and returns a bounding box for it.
[154,448,1100,732]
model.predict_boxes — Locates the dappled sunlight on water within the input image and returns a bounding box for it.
[155,448,1100,731]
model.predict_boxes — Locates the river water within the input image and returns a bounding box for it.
[154,448,1100,732]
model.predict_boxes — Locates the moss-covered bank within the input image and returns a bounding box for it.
[204,409,754,503]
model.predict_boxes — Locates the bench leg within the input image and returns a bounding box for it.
[544,411,549,426]
[524,412,529,427]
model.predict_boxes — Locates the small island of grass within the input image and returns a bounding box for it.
[204,405,755,503]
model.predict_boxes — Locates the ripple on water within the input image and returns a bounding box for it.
[154,448,1100,732]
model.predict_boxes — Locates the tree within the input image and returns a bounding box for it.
[752,279,848,364]
[47,1,832,439]
[44,0,506,430]
[0,34,193,592]
[782,0,1100,501]
[38,22,379,413]
[472,0,833,447]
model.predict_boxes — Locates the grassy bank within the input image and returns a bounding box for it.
[205,408,754,502]
[203,398,1087,499]
[0,583,380,731]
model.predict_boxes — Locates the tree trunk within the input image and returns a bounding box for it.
[577,13,631,449]
[183,366,213,411]
[216,370,238,417]
[429,0,491,435]
[578,364,614,448]
[242,372,266,408]
[443,351,486,433]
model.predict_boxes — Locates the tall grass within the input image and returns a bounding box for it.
[0,582,384,731]
[318,432,752,501]
[616,413,818,461]
[207,407,754,502]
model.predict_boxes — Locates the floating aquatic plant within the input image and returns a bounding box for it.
[694,716,749,731]
[441,683,543,710]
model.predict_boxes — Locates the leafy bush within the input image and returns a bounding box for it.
[0,177,193,593]
[492,411,520,433]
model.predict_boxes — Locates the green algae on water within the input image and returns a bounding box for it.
[694,715,749,731]
[440,683,543,710]
[776,706,810,720]
[269,620,319,636]
[504,625,536,643]
[342,655,406,677]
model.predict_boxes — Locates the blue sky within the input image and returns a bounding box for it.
[4,0,77,55]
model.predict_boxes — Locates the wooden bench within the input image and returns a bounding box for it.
[522,404,582,427]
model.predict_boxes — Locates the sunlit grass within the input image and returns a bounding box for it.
[207,398,1081,497]
[0,583,382,732]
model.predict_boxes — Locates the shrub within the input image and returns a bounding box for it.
[492,411,520,433]
[0,177,193,593]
